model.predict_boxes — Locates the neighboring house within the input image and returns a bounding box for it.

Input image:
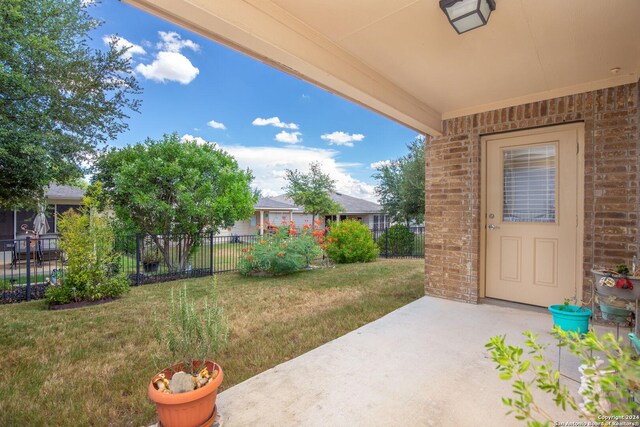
[127,1,640,311]
[221,193,388,236]
[0,183,84,241]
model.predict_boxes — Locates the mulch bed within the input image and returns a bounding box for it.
[0,282,49,304]
[48,298,116,311]
[129,268,211,286]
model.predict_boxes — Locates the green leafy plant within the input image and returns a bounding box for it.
[0,0,141,209]
[615,264,630,275]
[45,197,129,305]
[377,224,415,255]
[325,219,378,264]
[283,162,343,225]
[486,327,639,426]
[154,277,228,375]
[238,222,322,276]
[94,133,257,272]
[142,248,162,264]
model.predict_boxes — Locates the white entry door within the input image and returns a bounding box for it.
[484,125,582,307]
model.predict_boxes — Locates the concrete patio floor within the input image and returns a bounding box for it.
[217,296,621,427]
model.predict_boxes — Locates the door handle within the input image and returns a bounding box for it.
[487,224,500,230]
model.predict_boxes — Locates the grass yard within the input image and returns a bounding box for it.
[0,259,423,426]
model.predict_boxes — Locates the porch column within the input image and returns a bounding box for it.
[289,211,293,223]
[259,210,264,236]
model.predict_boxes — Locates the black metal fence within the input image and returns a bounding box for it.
[1,226,425,303]
[1,236,63,303]
[115,233,260,286]
[371,226,425,258]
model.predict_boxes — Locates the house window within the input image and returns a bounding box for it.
[373,215,390,229]
[16,205,55,234]
[0,210,14,240]
[503,144,556,223]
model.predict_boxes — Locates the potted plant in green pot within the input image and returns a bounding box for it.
[142,248,162,273]
[548,298,592,334]
[149,278,228,427]
[592,263,640,324]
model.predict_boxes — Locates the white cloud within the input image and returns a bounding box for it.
[180,134,217,146]
[102,35,146,60]
[135,51,199,84]
[179,135,377,201]
[207,119,226,130]
[252,117,299,130]
[157,31,200,53]
[370,160,391,169]
[320,131,365,147]
[275,131,302,144]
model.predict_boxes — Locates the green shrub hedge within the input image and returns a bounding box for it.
[325,219,378,263]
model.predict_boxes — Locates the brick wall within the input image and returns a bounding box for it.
[425,82,639,304]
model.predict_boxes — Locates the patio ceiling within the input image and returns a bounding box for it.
[124,0,640,136]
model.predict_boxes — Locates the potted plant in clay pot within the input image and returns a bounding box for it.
[142,248,162,273]
[548,298,592,334]
[149,277,228,427]
[592,262,640,324]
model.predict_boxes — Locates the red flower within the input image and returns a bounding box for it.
[247,255,253,262]
[289,228,297,235]
[278,252,284,257]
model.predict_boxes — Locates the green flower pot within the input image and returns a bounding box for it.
[548,304,592,334]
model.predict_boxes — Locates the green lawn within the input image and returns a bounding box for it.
[0,259,424,426]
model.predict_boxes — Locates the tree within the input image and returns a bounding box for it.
[283,162,343,224]
[373,138,425,226]
[0,0,141,208]
[93,133,257,271]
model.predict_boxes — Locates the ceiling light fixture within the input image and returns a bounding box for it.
[439,0,496,34]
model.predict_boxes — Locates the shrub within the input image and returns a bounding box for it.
[377,224,415,256]
[325,219,378,263]
[486,327,640,425]
[238,222,323,276]
[45,203,129,305]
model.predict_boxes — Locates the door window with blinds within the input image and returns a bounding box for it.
[502,144,556,223]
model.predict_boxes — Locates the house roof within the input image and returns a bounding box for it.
[255,196,297,210]
[124,0,640,136]
[269,193,382,214]
[45,183,85,201]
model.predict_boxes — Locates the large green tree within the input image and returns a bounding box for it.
[283,162,343,224]
[93,134,257,271]
[0,0,141,208]
[373,138,425,226]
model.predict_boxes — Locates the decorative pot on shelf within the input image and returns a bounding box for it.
[148,360,223,427]
[548,304,592,334]
[592,269,638,325]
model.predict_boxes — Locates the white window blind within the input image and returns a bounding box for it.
[503,144,556,223]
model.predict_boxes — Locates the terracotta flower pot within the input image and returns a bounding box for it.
[149,361,223,427]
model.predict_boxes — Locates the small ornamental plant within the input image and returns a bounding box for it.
[376,224,415,256]
[325,219,378,264]
[486,327,639,426]
[238,220,323,276]
[153,278,228,381]
[45,199,129,306]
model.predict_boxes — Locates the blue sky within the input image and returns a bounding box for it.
[88,1,419,201]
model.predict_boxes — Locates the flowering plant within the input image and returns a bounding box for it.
[238,220,324,275]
